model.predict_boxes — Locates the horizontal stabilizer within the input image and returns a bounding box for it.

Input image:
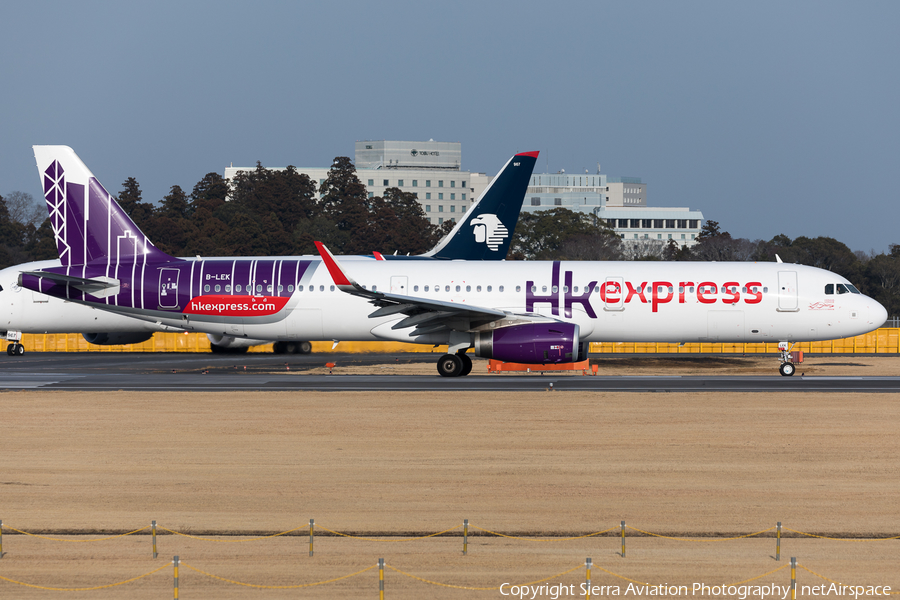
[21,271,121,299]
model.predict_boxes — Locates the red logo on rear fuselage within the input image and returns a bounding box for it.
[184,295,288,317]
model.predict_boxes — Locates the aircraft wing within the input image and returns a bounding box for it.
[315,242,507,333]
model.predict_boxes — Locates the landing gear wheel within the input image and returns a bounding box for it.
[15,344,24,356]
[437,353,464,377]
[6,343,13,356]
[273,342,287,354]
[297,341,312,354]
[779,362,795,377]
[457,352,472,376]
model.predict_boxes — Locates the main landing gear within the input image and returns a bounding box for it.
[437,351,473,377]
[6,343,24,356]
[272,341,313,355]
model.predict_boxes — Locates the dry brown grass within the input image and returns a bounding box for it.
[1,358,898,597]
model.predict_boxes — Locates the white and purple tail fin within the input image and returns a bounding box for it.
[33,145,174,267]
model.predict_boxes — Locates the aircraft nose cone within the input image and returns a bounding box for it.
[872,299,889,327]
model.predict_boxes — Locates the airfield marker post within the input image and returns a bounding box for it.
[379,557,385,600]
[790,557,796,600]
[621,521,625,557]
[776,522,781,561]
[309,519,314,557]
[152,520,157,558]
[463,519,468,555]
[585,557,592,600]
[173,555,179,600]
[0,519,3,558]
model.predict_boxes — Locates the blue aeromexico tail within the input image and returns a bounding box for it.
[0,146,536,355]
[12,146,888,376]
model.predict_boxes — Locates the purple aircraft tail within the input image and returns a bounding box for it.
[33,146,174,267]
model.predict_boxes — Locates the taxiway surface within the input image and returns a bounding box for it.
[1,352,899,392]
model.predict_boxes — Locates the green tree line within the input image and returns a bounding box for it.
[2,162,899,316]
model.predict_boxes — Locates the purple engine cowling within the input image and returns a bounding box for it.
[473,322,584,364]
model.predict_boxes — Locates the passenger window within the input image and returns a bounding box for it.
[215,285,221,292]
[225,285,231,293]
[563,286,568,293]
[256,284,262,292]
[499,285,504,292]
[236,284,242,292]
[424,285,429,292]
[466,285,471,292]
[278,285,283,292]
[267,285,273,292]
[542,286,547,293]
[517,286,522,292]
[204,284,210,292]
[288,285,294,292]
[487,285,492,292]
[594,286,600,293]
[330,285,335,291]
[414,285,419,292]
[320,285,325,292]
[476,285,481,292]
[689,286,694,293]
[445,285,450,292]
[574,286,579,293]
[763,287,768,293]
[456,285,460,292]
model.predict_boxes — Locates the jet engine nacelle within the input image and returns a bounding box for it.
[206,334,274,353]
[82,332,154,346]
[473,322,585,364]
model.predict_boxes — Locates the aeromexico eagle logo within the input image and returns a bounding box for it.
[470,214,508,251]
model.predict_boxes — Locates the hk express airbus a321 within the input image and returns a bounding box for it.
[15,146,888,376]
[0,146,537,354]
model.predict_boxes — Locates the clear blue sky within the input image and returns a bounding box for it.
[2,1,897,253]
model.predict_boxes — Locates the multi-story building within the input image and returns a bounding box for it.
[225,141,705,245]
[224,140,489,227]
[522,171,704,246]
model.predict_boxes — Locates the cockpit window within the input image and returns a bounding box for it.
[847,284,861,294]
[836,283,850,294]
[825,284,834,295]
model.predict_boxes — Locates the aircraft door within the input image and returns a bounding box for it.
[159,268,180,309]
[390,276,408,294]
[602,277,624,311]
[777,271,799,312]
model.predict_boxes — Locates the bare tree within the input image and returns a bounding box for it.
[621,239,667,260]
[4,191,45,227]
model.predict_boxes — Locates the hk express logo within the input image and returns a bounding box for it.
[526,262,764,318]
[470,214,508,251]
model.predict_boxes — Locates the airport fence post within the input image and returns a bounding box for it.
[463,519,468,555]
[585,557,592,600]
[775,522,781,561]
[620,521,626,558]
[152,520,157,559]
[790,557,796,600]
[309,519,314,557]
[173,555,179,600]
[378,557,385,600]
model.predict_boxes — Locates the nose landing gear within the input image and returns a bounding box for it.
[778,341,795,377]
[6,343,24,356]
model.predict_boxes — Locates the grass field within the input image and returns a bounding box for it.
[1,356,897,598]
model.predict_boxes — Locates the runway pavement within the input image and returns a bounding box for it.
[1,352,899,391]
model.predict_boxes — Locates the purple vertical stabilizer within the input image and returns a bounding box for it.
[34,146,174,267]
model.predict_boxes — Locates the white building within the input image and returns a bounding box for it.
[224,141,705,244]
[521,171,704,247]
[224,140,489,227]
